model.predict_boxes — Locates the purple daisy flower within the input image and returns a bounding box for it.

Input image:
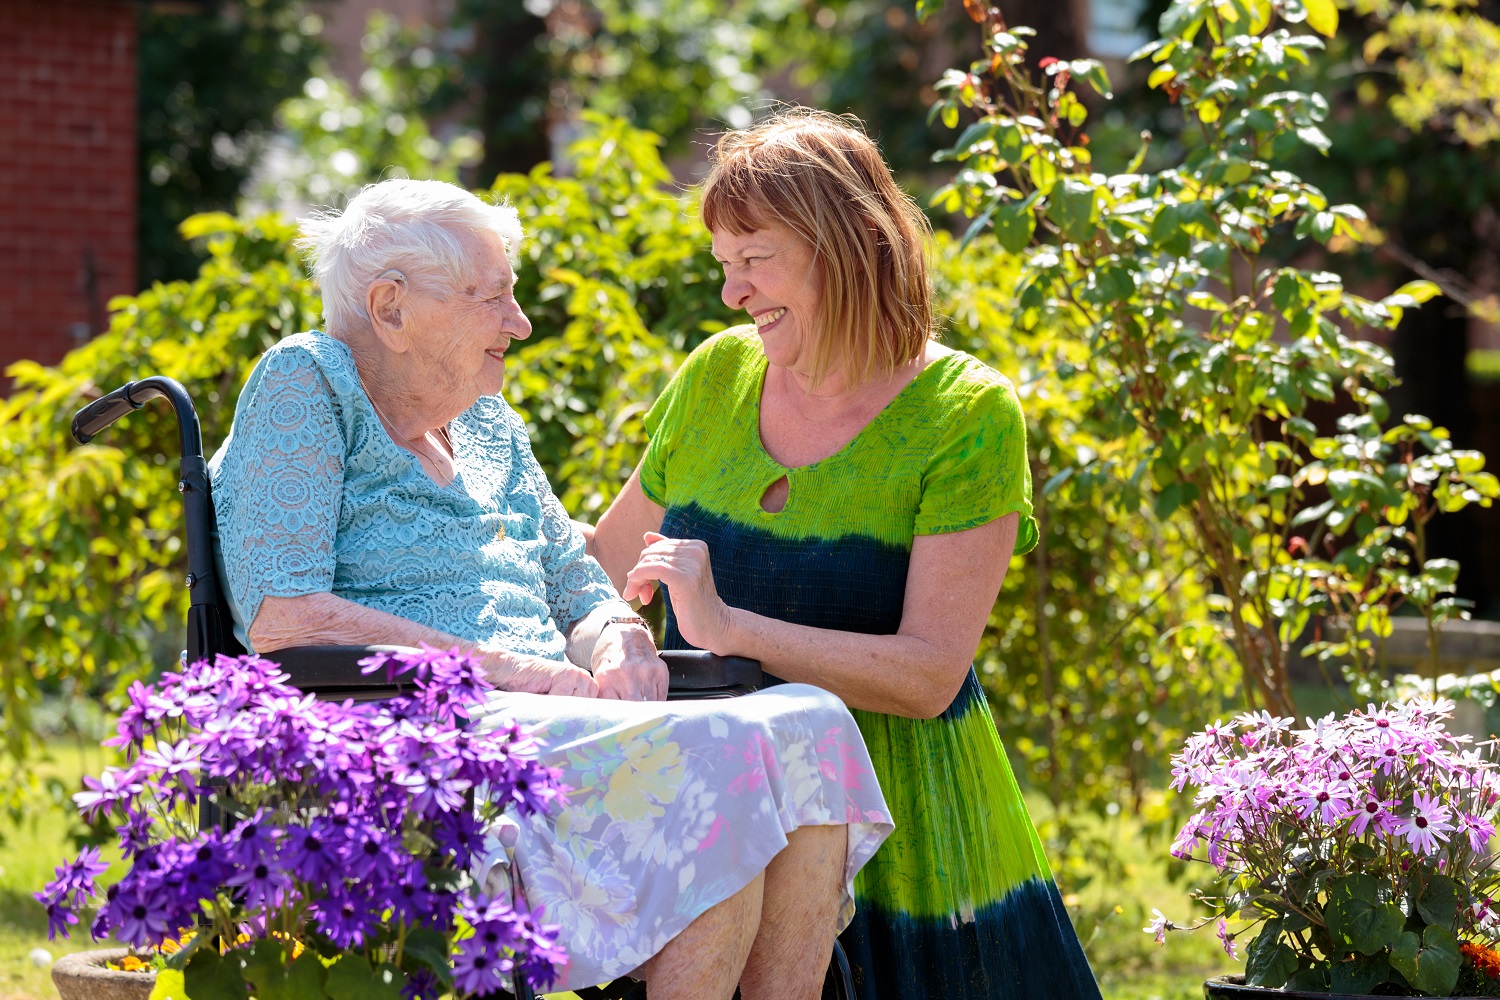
[451,937,512,995]
[109,885,171,947]
[388,861,437,924]
[225,855,293,911]
[281,822,338,884]
[401,966,442,1000]
[73,767,143,822]
[1460,812,1495,854]
[314,887,376,949]
[1216,918,1237,959]
[39,901,79,940]
[1400,790,1455,856]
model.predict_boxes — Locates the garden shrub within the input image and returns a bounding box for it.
[926,0,1497,720]
[0,111,1232,838]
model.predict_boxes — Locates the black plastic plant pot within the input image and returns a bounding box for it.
[1204,975,1500,999]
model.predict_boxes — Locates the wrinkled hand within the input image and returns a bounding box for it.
[622,532,734,653]
[487,652,599,697]
[592,623,669,701]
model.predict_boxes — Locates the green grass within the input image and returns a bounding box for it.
[1023,793,1240,1000]
[0,742,123,1000]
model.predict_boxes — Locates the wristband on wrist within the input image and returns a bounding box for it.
[602,614,651,633]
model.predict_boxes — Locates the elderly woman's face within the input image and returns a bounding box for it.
[712,223,822,373]
[403,230,531,403]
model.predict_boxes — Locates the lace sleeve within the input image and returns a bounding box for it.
[212,348,344,635]
[511,415,623,636]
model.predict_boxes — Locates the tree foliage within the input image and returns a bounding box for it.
[251,13,482,210]
[1357,0,1500,148]
[138,0,323,284]
[928,0,1497,717]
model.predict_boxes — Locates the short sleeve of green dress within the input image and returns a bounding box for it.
[641,327,1100,1000]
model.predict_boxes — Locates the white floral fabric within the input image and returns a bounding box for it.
[470,685,894,992]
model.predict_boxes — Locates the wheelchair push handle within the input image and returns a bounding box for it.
[72,383,144,444]
[70,376,205,464]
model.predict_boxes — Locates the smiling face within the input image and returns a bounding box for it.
[402,229,532,405]
[712,223,824,373]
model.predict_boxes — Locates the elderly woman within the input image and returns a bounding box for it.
[207,178,892,1000]
[588,112,1102,1000]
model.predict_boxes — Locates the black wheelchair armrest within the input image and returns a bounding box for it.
[660,650,764,699]
[261,645,765,701]
[268,644,421,700]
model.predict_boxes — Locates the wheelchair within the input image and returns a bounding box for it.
[72,375,856,1000]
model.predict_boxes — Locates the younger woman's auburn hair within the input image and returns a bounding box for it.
[700,109,934,389]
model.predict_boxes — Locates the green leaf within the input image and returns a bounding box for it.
[955,120,997,156]
[1245,923,1298,988]
[1072,60,1114,99]
[165,933,206,972]
[1149,202,1209,257]
[1154,481,1201,519]
[1296,126,1332,154]
[993,199,1039,254]
[1392,279,1442,304]
[1042,467,1076,496]
[1160,0,1206,38]
[993,119,1028,163]
[242,941,328,1000]
[1326,874,1404,955]
[178,212,239,241]
[1415,873,1461,930]
[325,955,403,1000]
[1304,0,1339,36]
[960,198,1003,253]
[150,969,190,1000]
[1285,963,1330,991]
[402,926,455,990]
[1330,953,1390,995]
[1051,178,1099,243]
[1147,65,1177,90]
[1389,925,1461,996]
[1028,155,1059,195]
[184,949,249,1000]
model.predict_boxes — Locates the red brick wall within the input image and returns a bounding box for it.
[0,0,138,374]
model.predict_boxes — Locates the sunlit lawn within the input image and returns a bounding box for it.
[1023,793,1238,1000]
[0,741,125,1000]
[0,744,1226,1000]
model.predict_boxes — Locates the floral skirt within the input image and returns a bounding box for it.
[468,683,894,991]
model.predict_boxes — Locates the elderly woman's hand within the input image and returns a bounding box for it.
[486,652,600,697]
[623,532,736,654]
[591,623,669,701]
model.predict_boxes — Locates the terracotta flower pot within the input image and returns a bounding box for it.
[1204,974,1500,999]
[51,948,155,1000]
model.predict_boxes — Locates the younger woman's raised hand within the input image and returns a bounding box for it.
[622,532,735,653]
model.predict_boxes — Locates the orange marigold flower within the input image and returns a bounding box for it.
[1462,940,1500,980]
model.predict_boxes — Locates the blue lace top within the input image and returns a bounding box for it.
[207,331,622,659]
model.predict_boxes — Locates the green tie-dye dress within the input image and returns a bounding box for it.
[640,327,1102,1000]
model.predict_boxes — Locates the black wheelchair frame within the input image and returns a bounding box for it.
[72,376,854,1000]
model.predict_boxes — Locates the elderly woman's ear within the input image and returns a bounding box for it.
[364,271,413,353]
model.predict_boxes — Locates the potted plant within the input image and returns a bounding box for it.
[37,646,568,1000]
[1151,700,1500,996]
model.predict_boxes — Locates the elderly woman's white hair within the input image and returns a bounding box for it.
[297,178,524,338]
